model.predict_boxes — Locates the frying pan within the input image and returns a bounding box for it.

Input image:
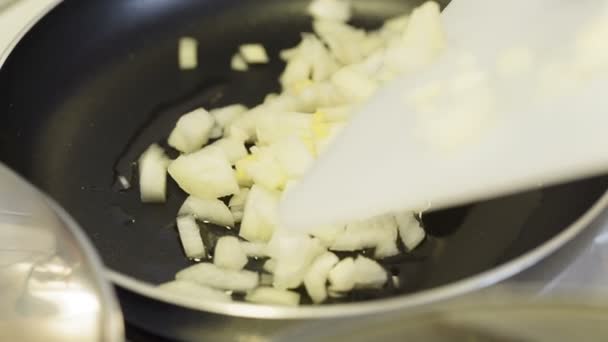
[2,0,608,340]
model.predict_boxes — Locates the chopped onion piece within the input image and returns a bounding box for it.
[226,107,263,142]
[168,146,239,199]
[374,239,400,259]
[209,138,248,165]
[289,81,345,113]
[256,112,314,146]
[402,2,444,55]
[309,225,345,247]
[239,185,281,242]
[331,65,378,101]
[394,211,426,250]
[176,262,258,291]
[209,125,224,139]
[178,37,198,70]
[244,147,287,191]
[229,188,249,207]
[231,53,249,71]
[263,259,277,274]
[353,256,387,289]
[316,105,353,122]
[280,45,300,61]
[272,136,315,179]
[382,1,445,76]
[167,108,215,153]
[239,44,269,64]
[138,144,169,203]
[308,0,352,22]
[313,20,368,65]
[176,216,205,259]
[304,251,339,303]
[211,104,248,128]
[267,232,325,289]
[214,236,249,270]
[402,224,426,251]
[393,211,417,229]
[226,125,250,143]
[263,94,300,112]
[330,225,378,252]
[280,58,312,89]
[240,241,267,258]
[178,196,234,227]
[328,257,356,292]
[380,14,410,38]
[330,214,398,254]
[234,156,256,187]
[245,287,300,306]
[372,215,399,258]
[229,188,249,223]
[158,280,231,301]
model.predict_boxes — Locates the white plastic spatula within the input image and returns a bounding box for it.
[281,0,608,230]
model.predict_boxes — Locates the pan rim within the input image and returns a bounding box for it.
[0,0,61,68]
[5,0,608,320]
[106,188,608,319]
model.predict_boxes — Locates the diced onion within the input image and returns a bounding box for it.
[211,104,248,128]
[353,256,387,289]
[308,0,352,22]
[231,53,249,71]
[178,37,198,70]
[176,216,206,259]
[229,188,250,223]
[330,214,398,253]
[239,185,281,242]
[267,232,324,289]
[245,287,300,306]
[138,144,169,203]
[272,136,315,179]
[168,146,239,199]
[178,196,235,227]
[158,280,230,301]
[331,65,378,101]
[167,108,215,153]
[176,262,258,291]
[304,251,339,303]
[309,224,345,247]
[255,112,314,146]
[328,257,356,292]
[394,211,426,250]
[263,259,277,274]
[209,138,248,165]
[209,125,224,140]
[143,2,441,306]
[239,44,269,64]
[214,236,249,270]
[243,147,287,191]
[240,241,267,257]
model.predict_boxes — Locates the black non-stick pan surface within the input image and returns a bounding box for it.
[1,0,607,307]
